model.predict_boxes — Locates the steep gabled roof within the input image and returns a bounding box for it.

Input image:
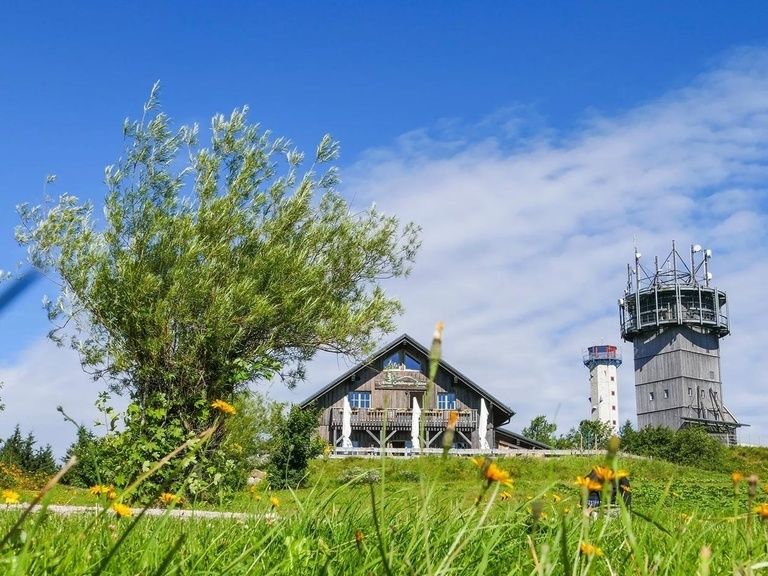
[300,333,515,419]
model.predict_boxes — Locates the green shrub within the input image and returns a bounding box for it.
[267,404,323,490]
[61,392,272,503]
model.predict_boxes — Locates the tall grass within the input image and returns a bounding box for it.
[0,449,766,573]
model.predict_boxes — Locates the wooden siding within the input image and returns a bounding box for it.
[633,325,726,430]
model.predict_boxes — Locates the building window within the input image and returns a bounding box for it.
[348,391,371,409]
[649,392,655,401]
[437,393,457,410]
[612,420,617,425]
[663,389,669,399]
[611,390,615,396]
[612,405,616,411]
[688,387,692,397]
[383,350,422,371]
[610,376,615,381]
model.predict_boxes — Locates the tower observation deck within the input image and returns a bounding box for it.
[619,242,743,444]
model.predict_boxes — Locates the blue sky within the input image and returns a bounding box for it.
[2,2,768,455]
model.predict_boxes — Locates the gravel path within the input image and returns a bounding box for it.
[1,503,267,521]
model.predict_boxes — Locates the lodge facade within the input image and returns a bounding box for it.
[301,334,548,452]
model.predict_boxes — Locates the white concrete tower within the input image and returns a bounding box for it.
[583,345,622,434]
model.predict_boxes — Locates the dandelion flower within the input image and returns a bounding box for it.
[580,542,604,557]
[731,471,744,485]
[211,399,236,415]
[575,476,603,492]
[484,462,513,487]
[89,484,117,498]
[354,529,365,551]
[754,503,768,520]
[2,490,19,505]
[500,491,513,501]
[592,466,614,482]
[552,493,562,503]
[447,411,459,430]
[159,492,181,506]
[270,495,280,508]
[112,503,133,518]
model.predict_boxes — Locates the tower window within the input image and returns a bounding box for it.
[611,391,615,396]
[612,405,616,411]
[610,376,615,381]
[663,389,669,399]
[688,387,692,397]
[649,392,655,401]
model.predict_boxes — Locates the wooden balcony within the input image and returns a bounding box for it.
[330,407,478,430]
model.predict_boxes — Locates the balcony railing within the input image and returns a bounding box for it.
[330,407,478,430]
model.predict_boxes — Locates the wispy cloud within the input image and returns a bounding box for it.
[303,48,768,443]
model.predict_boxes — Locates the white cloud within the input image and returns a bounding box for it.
[299,48,768,444]
[0,338,128,458]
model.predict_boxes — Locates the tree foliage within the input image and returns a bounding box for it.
[620,422,725,471]
[557,419,614,450]
[16,84,419,427]
[0,424,56,476]
[267,404,324,490]
[521,415,557,447]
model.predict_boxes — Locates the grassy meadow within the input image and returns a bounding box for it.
[0,451,766,574]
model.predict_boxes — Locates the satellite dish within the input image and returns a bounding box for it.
[706,272,713,280]
[692,244,702,253]
[705,249,712,258]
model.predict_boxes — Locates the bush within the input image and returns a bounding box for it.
[61,392,275,503]
[267,404,324,490]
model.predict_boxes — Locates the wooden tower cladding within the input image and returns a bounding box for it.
[619,242,743,445]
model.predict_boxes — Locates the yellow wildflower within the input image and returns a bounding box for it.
[159,492,181,506]
[552,493,562,503]
[447,411,459,430]
[484,462,513,487]
[471,456,485,469]
[754,503,768,520]
[592,466,614,482]
[500,491,513,501]
[90,484,117,499]
[615,469,630,479]
[580,542,604,556]
[270,495,280,508]
[575,476,603,492]
[211,399,237,415]
[112,503,133,518]
[731,471,744,485]
[2,490,19,505]
[354,529,365,551]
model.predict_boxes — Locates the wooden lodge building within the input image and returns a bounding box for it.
[300,334,549,453]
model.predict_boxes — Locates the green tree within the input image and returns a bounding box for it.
[558,420,614,450]
[16,86,418,445]
[267,404,323,489]
[521,415,557,447]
